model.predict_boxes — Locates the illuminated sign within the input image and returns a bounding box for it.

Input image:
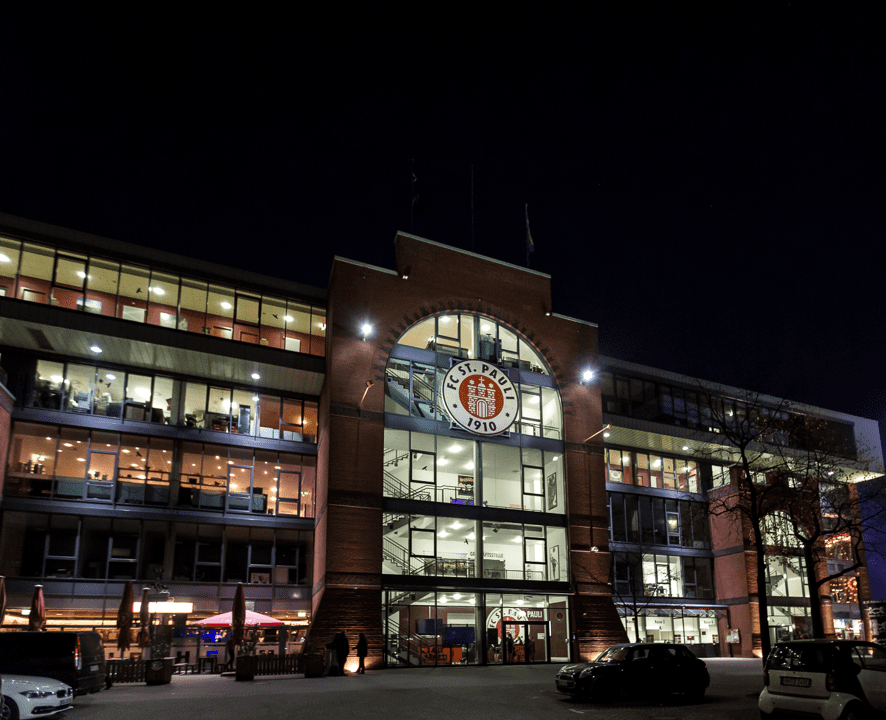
[441,361,519,436]
[133,601,194,613]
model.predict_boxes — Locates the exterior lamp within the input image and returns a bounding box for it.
[360,323,372,340]
[581,369,594,384]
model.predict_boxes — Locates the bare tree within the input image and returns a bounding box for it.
[694,385,883,659]
[763,416,886,640]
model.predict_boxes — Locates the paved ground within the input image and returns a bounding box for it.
[72,658,765,720]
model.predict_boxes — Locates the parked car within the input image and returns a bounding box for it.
[0,632,106,695]
[1,675,73,720]
[759,639,886,720]
[555,642,709,701]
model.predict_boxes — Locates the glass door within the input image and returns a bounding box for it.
[502,622,528,663]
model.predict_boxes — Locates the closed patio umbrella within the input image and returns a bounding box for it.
[28,584,46,631]
[0,576,7,627]
[226,583,246,664]
[136,587,151,650]
[116,580,134,656]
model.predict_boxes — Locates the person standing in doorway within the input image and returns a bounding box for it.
[354,633,368,673]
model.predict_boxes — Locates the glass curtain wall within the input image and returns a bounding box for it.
[31,358,318,441]
[383,591,569,666]
[383,314,569,665]
[0,236,326,355]
[0,511,311,586]
[5,422,316,517]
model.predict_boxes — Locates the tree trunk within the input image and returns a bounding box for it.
[803,544,826,638]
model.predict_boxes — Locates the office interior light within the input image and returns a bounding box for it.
[251,372,261,380]
[90,345,103,353]
[149,286,165,295]
[283,315,293,322]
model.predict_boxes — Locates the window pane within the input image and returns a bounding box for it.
[94,368,123,417]
[149,271,180,328]
[85,257,119,317]
[310,307,326,356]
[118,265,149,322]
[52,254,87,309]
[259,296,286,349]
[151,377,174,423]
[66,364,96,414]
[207,285,235,338]
[184,383,207,427]
[34,359,65,410]
[0,237,21,295]
[18,244,54,303]
[180,278,207,334]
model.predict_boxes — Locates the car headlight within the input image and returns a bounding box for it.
[21,691,55,699]
[579,668,596,679]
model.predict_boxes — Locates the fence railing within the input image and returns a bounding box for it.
[236,653,303,676]
[106,658,146,683]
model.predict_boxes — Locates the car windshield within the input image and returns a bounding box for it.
[595,645,630,663]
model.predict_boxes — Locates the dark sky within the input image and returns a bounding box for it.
[2,6,885,436]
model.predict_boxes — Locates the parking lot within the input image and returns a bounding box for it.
[70,657,765,720]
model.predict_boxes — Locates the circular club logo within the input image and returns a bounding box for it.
[441,361,520,436]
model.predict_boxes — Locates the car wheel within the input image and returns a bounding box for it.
[840,704,866,720]
[2,697,18,720]
[590,677,612,702]
[685,683,706,699]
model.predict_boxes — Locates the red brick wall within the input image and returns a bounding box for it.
[310,233,623,662]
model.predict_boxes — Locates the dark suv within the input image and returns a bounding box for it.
[759,640,886,720]
[555,642,709,701]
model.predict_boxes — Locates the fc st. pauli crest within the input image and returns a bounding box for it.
[441,361,520,436]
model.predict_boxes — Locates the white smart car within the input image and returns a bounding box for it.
[0,675,73,720]
[760,640,886,720]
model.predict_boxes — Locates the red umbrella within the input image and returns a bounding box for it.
[28,585,46,631]
[136,587,151,649]
[116,581,134,656]
[194,609,283,627]
[0,576,7,627]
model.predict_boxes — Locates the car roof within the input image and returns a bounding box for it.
[775,640,882,647]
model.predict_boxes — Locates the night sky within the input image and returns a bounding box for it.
[2,7,885,434]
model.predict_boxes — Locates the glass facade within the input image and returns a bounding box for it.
[607,491,710,549]
[5,422,316,517]
[383,314,567,664]
[383,591,570,666]
[0,235,326,355]
[30,358,318,441]
[0,511,310,585]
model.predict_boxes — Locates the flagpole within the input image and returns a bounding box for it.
[470,164,475,252]
[410,158,416,234]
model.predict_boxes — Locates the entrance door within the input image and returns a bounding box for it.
[526,622,547,663]
[502,621,548,664]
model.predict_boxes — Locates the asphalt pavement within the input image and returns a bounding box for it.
[71,657,765,720]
